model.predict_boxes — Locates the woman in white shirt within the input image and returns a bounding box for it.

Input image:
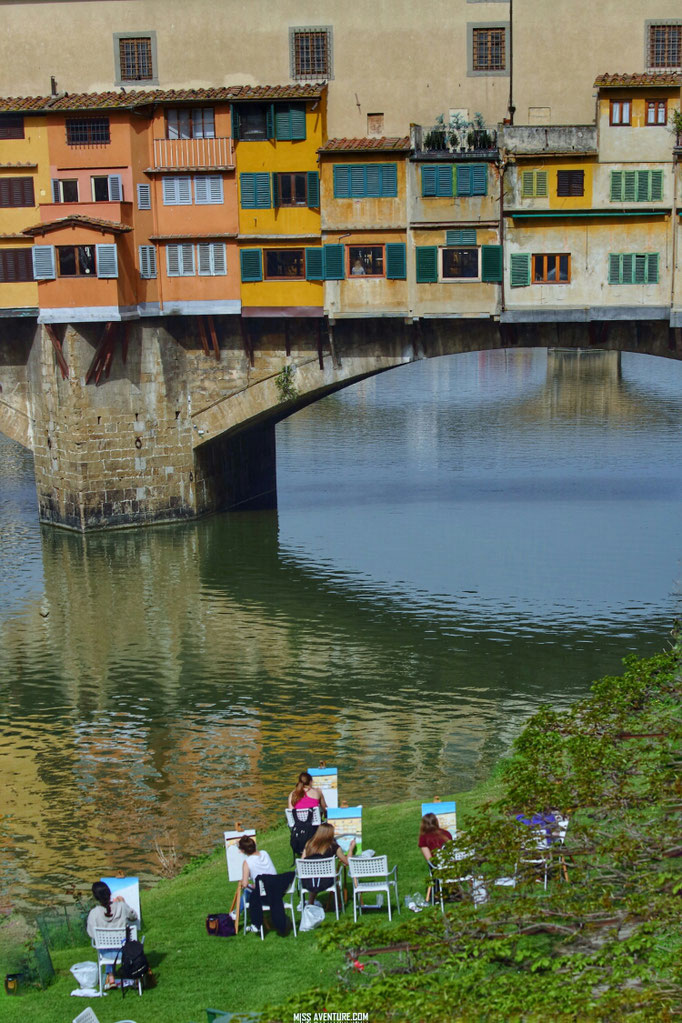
[86,880,139,940]
[238,835,277,921]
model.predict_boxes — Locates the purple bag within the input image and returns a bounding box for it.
[205,913,236,936]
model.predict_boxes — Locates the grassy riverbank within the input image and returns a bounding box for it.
[3,643,681,1022]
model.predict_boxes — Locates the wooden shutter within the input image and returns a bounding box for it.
[194,177,209,204]
[163,176,190,205]
[521,170,535,198]
[197,243,213,275]
[456,165,472,197]
[650,170,663,202]
[333,165,351,198]
[385,243,406,280]
[633,253,647,284]
[271,173,280,208]
[32,245,56,280]
[622,171,636,203]
[240,173,257,208]
[447,229,476,246]
[139,245,157,278]
[137,183,151,210]
[255,173,271,208]
[534,171,548,198]
[305,247,324,280]
[621,253,634,284]
[194,175,223,204]
[51,179,61,203]
[166,244,181,276]
[211,243,227,275]
[179,243,194,275]
[231,104,240,141]
[510,252,530,287]
[646,253,659,283]
[306,171,320,208]
[0,114,24,139]
[608,253,621,284]
[265,104,275,140]
[470,164,487,196]
[108,175,123,201]
[380,164,397,197]
[323,244,344,280]
[610,171,623,202]
[636,170,650,202]
[415,246,438,283]
[96,243,118,278]
[349,165,366,198]
[240,249,262,282]
[366,165,381,197]
[275,105,292,141]
[421,166,438,197]
[0,177,34,207]
[481,245,503,282]
[289,105,306,141]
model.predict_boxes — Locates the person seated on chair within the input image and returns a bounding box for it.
[287,771,328,813]
[418,812,453,862]
[86,880,139,940]
[301,823,355,905]
[238,835,277,914]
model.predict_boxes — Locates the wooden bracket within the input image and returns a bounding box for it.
[198,316,211,357]
[86,322,118,385]
[206,315,220,361]
[316,319,324,370]
[240,319,254,367]
[44,323,69,379]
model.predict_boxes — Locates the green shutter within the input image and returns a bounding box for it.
[535,171,548,198]
[621,253,634,284]
[240,173,256,208]
[323,244,345,280]
[456,165,472,197]
[510,252,531,287]
[636,170,650,202]
[380,164,397,197]
[272,173,280,208]
[290,105,306,141]
[255,173,271,208]
[266,104,274,140]
[608,253,621,284]
[437,166,453,197]
[415,246,438,283]
[610,171,623,202]
[333,165,351,198]
[422,165,452,197]
[422,166,438,197]
[275,105,292,141]
[306,171,320,208]
[231,104,240,141]
[447,229,476,246]
[650,170,663,201]
[647,252,659,283]
[521,170,535,198]
[349,165,366,197]
[240,249,262,282]
[366,164,381,197]
[386,242,406,280]
[633,253,647,284]
[305,248,324,281]
[623,171,636,203]
[481,245,503,282]
[470,164,487,196]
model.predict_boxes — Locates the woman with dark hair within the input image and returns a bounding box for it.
[85,881,139,939]
[418,813,453,861]
[301,823,355,904]
[287,771,327,812]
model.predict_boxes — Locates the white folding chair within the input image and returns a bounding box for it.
[73,1008,137,1023]
[243,877,298,939]
[91,926,142,996]
[295,856,344,920]
[348,855,399,922]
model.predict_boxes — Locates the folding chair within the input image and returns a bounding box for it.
[242,877,298,939]
[295,856,345,920]
[348,855,399,922]
[73,1009,137,1023]
[91,926,143,996]
[516,814,570,889]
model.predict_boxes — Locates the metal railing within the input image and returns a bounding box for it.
[411,124,498,155]
[152,136,234,169]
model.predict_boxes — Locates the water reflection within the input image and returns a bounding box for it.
[0,348,680,911]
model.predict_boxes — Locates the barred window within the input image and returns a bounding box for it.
[648,24,682,68]
[290,27,332,80]
[65,118,110,146]
[119,37,153,80]
[472,27,506,71]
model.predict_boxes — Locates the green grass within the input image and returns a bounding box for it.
[0,773,504,1023]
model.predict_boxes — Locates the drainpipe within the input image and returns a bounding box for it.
[507,0,515,125]
[671,146,678,318]
[499,159,507,313]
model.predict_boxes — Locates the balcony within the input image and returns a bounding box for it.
[151,136,234,172]
[501,125,597,156]
[411,123,498,159]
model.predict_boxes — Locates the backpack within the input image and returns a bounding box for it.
[290,808,319,859]
[113,930,149,998]
[205,913,236,937]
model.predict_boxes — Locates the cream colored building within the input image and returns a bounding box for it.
[1,1,682,137]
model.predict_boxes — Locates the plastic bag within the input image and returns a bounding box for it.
[300,903,325,931]
[404,892,428,912]
[70,961,99,989]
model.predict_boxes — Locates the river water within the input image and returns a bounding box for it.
[0,347,681,911]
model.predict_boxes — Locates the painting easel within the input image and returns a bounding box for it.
[224,820,254,936]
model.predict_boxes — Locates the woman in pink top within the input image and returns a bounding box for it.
[287,771,327,813]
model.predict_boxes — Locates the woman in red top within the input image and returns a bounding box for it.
[287,771,327,813]
[418,812,453,861]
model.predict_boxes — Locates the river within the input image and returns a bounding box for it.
[0,347,681,912]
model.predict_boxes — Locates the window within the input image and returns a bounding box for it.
[57,245,95,277]
[349,246,384,277]
[53,243,118,279]
[610,100,631,126]
[194,176,223,205]
[240,172,271,209]
[197,242,227,276]
[115,33,157,83]
[332,163,398,198]
[232,102,306,142]
[265,248,305,280]
[455,164,487,197]
[167,108,215,140]
[166,244,195,277]
[66,118,110,146]
[610,169,663,203]
[646,99,667,126]
[421,165,454,198]
[137,183,151,210]
[442,248,479,280]
[0,248,33,282]
[520,170,548,198]
[532,253,570,283]
[0,177,35,207]
[162,176,192,205]
[556,170,584,197]
[647,24,682,68]
[91,175,123,202]
[608,252,659,285]
[139,245,157,279]
[468,24,508,75]
[0,115,24,140]
[273,171,320,208]
[51,179,79,203]
[290,27,333,80]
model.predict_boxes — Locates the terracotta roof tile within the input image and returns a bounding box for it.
[23,214,132,236]
[319,137,411,153]
[594,72,682,88]
[0,83,326,114]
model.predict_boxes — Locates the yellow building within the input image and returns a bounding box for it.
[0,109,50,314]
[236,85,326,318]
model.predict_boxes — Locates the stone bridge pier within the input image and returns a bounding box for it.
[0,314,679,531]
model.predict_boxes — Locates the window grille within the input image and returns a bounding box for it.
[290,27,332,80]
[648,24,682,68]
[66,118,110,146]
[472,28,506,71]
[119,37,154,80]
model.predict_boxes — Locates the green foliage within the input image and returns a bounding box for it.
[275,365,298,403]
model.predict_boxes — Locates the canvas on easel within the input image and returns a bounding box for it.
[421,801,457,836]
[327,805,362,853]
[224,829,256,883]
[100,876,141,927]
[307,765,339,808]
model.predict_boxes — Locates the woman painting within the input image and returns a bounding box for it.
[418,812,453,861]
[301,823,355,905]
[86,881,139,939]
[287,771,327,813]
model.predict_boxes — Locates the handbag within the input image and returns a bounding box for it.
[205,913,236,936]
